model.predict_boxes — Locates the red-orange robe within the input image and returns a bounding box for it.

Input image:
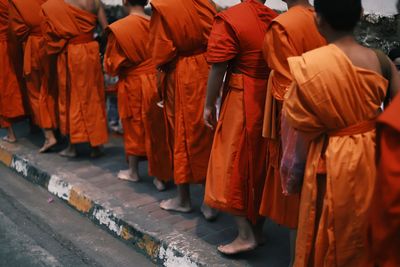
[369,95,400,267]
[260,6,326,229]
[41,0,108,146]
[204,0,277,222]
[104,14,172,181]
[283,44,388,267]
[9,0,57,129]
[0,0,24,128]
[149,0,215,184]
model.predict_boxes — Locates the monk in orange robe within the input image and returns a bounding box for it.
[281,0,399,266]
[203,0,277,255]
[369,66,400,267]
[259,0,326,263]
[0,0,25,142]
[41,0,109,157]
[149,0,216,214]
[104,0,171,190]
[9,0,59,153]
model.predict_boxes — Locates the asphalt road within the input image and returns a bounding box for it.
[0,164,154,267]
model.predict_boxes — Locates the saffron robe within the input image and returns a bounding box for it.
[369,95,400,267]
[149,0,215,184]
[41,0,108,146]
[283,44,388,267]
[9,0,57,129]
[260,6,326,228]
[0,0,24,128]
[104,15,172,181]
[204,0,277,222]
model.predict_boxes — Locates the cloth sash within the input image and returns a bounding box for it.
[120,59,155,77]
[118,60,155,119]
[228,72,244,90]
[23,26,44,76]
[328,119,376,137]
[317,119,376,174]
[178,47,206,57]
[69,33,94,45]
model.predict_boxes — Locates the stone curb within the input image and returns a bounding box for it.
[0,145,239,267]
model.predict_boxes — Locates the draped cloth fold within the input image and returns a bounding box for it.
[259,6,326,229]
[41,0,108,146]
[283,44,387,267]
[369,95,400,267]
[104,15,172,181]
[204,0,277,223]
[149,0,216,184]
[0,0,25,128]
[10,0,57,129]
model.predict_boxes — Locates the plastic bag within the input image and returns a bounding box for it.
[280,114,310,195]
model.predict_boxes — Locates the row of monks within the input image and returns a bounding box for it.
[0,0,399,266]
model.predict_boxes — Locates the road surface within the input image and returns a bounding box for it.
[0,164,154,267]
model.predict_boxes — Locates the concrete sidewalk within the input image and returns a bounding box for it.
[0,121,290,267]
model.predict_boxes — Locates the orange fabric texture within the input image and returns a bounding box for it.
[283,44,387,267]
[369,95,400,267]
[9,0,57,129]
[260,6,326,228]
[0,0,25,128]
[204,0,277,222]
[41,0,108,146]
[104,15,172,181]
[149,0,215,184]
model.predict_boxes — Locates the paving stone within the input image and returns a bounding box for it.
[0,121,290,267]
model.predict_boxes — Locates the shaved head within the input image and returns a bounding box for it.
[314,0,362,31]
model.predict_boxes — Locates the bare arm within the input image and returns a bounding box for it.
[97,2,108,30]
[389,61,400,98]
[203,62,228,130]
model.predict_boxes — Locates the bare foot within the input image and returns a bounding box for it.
[2,135,16,143]
[153,178,167,191]
[217,235,258,255]
[160,197,192,213]
[59,146,77,158]
[39,138,57,153]
[117,169,140,182]
[201,203,218,221]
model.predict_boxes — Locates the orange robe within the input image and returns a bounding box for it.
[260,6,326,229]
[41,0,108,146]
[9,0,57,129]
[369,95,400,267]
[204,0,277,222]
[104,15,172,181]
[283,44,388,267]
[0,0,24,128]
[149,0,215,184]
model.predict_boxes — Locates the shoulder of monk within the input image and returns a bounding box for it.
[287,45,332,84]
[217,0,274,26]
[273,6,311,30]
[150,0,170,10]
[108,16,130,33]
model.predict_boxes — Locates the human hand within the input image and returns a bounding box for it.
[203,106,217,130]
